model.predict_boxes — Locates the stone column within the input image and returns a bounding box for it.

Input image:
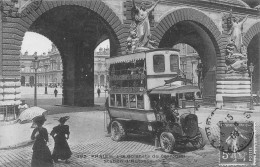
[61,40,76,106]
[0,12,21,106]
[254,35,260,93]
[74,42,94,106]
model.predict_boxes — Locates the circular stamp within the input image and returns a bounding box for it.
[205,108,254,153]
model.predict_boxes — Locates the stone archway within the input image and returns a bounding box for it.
[244,22,260,94]
[153,8,222,104]
[2,0,124,106]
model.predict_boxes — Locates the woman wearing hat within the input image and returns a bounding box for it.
[50,116,72,163]
[31,115,53,167]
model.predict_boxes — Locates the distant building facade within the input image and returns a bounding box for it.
[20,45,110,88]
[94,47,110,88]
[20,44,63,87]
[173,44,200,85]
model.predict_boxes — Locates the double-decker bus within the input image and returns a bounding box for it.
[106,48,205,153]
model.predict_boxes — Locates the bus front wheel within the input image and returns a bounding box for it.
[160,132,175,153]
[111,121,125,141]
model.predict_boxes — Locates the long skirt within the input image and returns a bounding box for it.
[31,145,53,167]
[52,138,72,161]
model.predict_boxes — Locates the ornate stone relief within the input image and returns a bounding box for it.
[0,0,42,18]
[222,10,248,74]
[126,0,160,54]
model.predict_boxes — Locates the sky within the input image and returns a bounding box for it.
[21,32,110,55]
[21,32,52,55]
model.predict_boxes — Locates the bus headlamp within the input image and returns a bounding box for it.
[148,125,153,131]
[146,113,156,122]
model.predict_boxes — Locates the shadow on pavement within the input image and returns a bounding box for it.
[124,134,155,146]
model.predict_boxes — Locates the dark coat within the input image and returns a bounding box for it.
[31,127,53,167]
[50,125,72,160]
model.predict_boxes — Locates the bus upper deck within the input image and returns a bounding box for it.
[108,48,181,90]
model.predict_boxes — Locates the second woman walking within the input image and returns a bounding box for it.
[50,116,72,163]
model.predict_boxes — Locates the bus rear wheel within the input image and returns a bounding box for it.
[111,121,125,141]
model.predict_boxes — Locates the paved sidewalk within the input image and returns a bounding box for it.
[0,107,106,149]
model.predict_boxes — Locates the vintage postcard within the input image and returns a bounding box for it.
[0,0,259,167]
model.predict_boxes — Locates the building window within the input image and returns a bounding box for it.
[170,54,179,72]
[110,94,115,106]
[116,94,122,107]
[122,94,129,107]
[129,94,136,108]
[153,55,165,72]
[137,94,144,109]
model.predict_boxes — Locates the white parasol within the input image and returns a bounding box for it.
[18,106,47,123]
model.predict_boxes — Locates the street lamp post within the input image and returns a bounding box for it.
[249,63,254,110]
[31,56,40,106]
[104,70,109,98]
[44,63,49,94]
[50,59,56,87]
[180,60,187,85]
[191,60,196,85]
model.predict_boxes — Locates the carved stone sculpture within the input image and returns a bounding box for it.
[224,10,248,74]
[126,0,160,54]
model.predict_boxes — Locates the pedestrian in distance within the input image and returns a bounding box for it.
[17,100,29,118]
[50,116,72,164]
[54,88,58,97]
[31,115,53,167]
[97,88,101,97]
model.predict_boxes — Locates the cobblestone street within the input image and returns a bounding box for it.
[0,107,259,167]
[1,134,259,167]
[0,88,259,167]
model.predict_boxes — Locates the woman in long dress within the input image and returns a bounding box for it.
[50,116,72,163]
[31,115,53,167]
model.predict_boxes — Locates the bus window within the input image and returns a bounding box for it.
[179,93,183,99]
[116,94,122,107]
[196,91,202,98]
[185,92,194,100]
[110,94,115,106]
[122,94,129,107]
[153,55,165,72]
[137,94,144,109]
[129,94,136,108]
[170,54,179,72]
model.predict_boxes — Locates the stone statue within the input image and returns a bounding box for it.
[228,13,248,54]
[126,0,160,53]
[225,10,248,74]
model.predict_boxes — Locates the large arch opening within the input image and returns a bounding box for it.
[21,32,62,103]
[94,39,110,104]
[24,5,120,106]
[247,34,260,94]
[159,21,217,103]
